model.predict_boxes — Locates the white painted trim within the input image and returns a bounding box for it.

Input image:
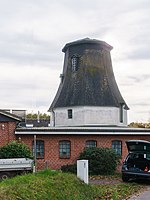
[15,131,150,135]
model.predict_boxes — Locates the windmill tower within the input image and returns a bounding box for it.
[49,38,129,127]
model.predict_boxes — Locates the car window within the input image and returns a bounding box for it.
[146,153,150,160]
[127,142,150,152]
[127,153,150,160]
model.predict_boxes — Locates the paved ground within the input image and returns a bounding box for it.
[90,177,150,200]
[127,180,150,200]
[128,188,150,200]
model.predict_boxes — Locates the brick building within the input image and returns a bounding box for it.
[0,110,21,146]
[15,127,150,170]
[1,38,150,170]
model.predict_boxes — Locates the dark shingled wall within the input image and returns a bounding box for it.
[49,38,129,111]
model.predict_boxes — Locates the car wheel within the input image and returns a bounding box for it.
[122,174,129,182]
[0,172,11,180]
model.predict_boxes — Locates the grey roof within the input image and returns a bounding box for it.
[62,38,113,52]
[15,126,150,135]
[0,110,22,122]
[49,38,129,111]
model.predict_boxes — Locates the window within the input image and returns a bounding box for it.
[60,74,64,84]
[68,109,72,119]
[71,55,79,71]
[32,140,44,159]
[59,140,71,158]
[86,140,97,148]
[112,140,122,156]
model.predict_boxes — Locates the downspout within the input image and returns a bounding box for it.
[120,103,125,123]
[52,109,55,127]
[33,134,37,173]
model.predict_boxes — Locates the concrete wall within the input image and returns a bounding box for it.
[51,106,128,127]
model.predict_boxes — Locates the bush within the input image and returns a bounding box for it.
[0,141,32,159]
[79,147,121,175]
[61,164,77,174]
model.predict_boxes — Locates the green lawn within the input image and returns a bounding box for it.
[0,170,143,200]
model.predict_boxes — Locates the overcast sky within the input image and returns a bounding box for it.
[0,0,150,123]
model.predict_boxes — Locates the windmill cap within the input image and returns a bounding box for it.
[62,38,113,52]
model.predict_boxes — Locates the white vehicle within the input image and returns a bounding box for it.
[0,158,34,180]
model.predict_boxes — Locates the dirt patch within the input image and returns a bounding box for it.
[90,179,122,185]
[90,175,122,185]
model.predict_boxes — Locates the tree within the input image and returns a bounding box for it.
[0,141,32,159]
[128,122,150,128]
[79,147,121,175]
[26,112,50,120]
[61,147,121,175]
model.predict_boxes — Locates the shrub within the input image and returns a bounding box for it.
[0,141,32,159]
[79,147,121,175]
[61,164,77,174]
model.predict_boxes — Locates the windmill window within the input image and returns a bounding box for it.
[68,109,72,119]
[60,74,64,84]
[71,55,79,71]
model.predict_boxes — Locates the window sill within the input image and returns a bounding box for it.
[36,157,44,159]
[60,156,70,159]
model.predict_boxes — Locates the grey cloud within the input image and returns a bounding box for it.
[33,100,50,108]
[0,32,62,67]
[136,110,150,114]
[119,82,132,87]
[0,0,150,122]
[130,102,150,107]
[2,0,149,68]
[128,47,150,60]
[128,75,150,83]
[1,82,35,90]
[126,20,150,60]
[58,0,150,17]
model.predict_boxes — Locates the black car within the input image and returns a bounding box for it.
[122,140,150,182]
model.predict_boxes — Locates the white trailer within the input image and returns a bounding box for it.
[0,158,34,180]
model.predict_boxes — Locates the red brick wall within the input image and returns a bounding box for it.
[1,121,150,173]
[16,134,150,171]
[0,122,17,146]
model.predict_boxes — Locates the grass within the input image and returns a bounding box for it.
[0,170,143,200]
